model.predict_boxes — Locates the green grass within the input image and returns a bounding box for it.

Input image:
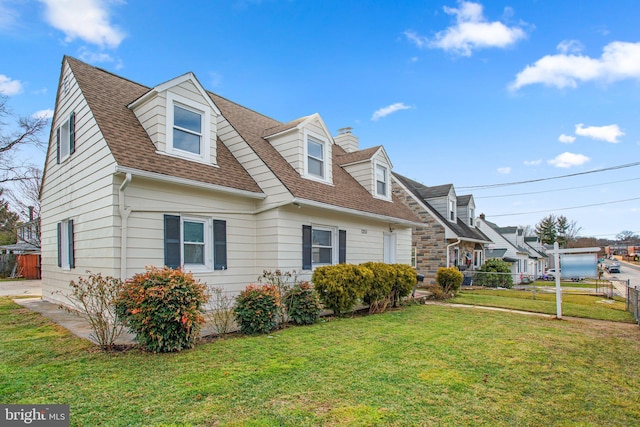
[452,289,633,322]
[2,298,640,426]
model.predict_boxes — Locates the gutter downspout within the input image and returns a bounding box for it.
[446,238,461,268]
[119,173,132,280]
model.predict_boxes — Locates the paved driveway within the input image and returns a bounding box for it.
[0,279,42,297]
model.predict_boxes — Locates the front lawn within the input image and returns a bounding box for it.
[452,289,633,322]
[2,296,640,426]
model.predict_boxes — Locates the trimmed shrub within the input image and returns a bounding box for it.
[391,264,418,307]
[361,262,395,313]
[283,281,321,325]
[233,284,279,334]
[116,267,208,353]
[312,264,373,316]
[435,267,464,296]
[63,272,125,351]
[474,259,514,289]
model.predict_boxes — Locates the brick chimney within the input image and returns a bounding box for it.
[334,127,359,153]
[479,213,485,220]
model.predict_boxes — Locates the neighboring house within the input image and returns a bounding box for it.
[40,56,421,305]
[475,215,530,284]
[0,211,41,279]
[392,174,493,284]
[524,236,548,278]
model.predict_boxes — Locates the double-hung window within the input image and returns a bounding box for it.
[166,93,211,162]
[307,137,325,179]
[173,104,202,155]
[376,164,388,197]
[57,219,75,270]
[449,199,456,222]
[164,215,227,271]
[56,112,75,163]
[302,225,346,269]
[469,207,475,226]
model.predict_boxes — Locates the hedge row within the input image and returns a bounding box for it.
[312,263,417,316]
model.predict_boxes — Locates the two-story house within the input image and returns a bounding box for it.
[392,174,493,284]
[40,56,421,305]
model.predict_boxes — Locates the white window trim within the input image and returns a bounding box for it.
[469,207,475,227]
[60,220,72,270]
[181,216,213,272]
[58,115,72,163]
[449,198,456,222]
[166,92,212,164]
[311,225,338,267]
[473,249,483,269]
[303,129,332,184]
[374,162,391,201]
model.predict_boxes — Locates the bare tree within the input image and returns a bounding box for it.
[0,95,49,185]
[4,166,41,220]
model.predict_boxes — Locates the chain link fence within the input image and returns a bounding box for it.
[625,281,640,326]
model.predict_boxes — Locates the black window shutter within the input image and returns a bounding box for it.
[164,215,181,269]
[302,225,312,270]
[57,222,62,267]
[213,220,227,270]
[56,128,60,164]
[69,112,76,154]
[339,230,347,264]
[68,220,75,269]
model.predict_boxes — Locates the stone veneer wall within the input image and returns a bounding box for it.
[392,182,447,285]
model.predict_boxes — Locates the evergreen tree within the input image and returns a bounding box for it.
[0,196,19,246]
[535,214,557,245]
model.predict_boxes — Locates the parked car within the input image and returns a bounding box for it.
[606,264,621,274]
[544,268,585,281]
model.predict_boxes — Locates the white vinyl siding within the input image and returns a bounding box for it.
[41,61,119,305]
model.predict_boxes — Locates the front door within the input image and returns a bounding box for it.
[383,233,397,263]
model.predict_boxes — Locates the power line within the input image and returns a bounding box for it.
[458,161,640,190]
[475,177,640,199]
[485,197,640,218]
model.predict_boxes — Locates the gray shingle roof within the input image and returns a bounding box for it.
[393,173,492,243]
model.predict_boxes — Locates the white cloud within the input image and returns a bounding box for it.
[558,134,576,143]
[32,109,54,119]
[556,39,583,55]
[39,0,125,48]
[547,152,590,168]
[524,159,542,166]
[0,74,22,95]
[407,1,526,56]
[510,41,640,90]
[575,123,624,143]
[371,102,412,121]
[0,1,20,30]
[497,166,511,174]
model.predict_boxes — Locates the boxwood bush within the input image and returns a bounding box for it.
[312,264,373,316]
[116,267,207,353]
[435,267,464,296]
[360,262,395,313]
[391,263,418,307]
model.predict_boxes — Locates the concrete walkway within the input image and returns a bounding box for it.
[0,279,42,297]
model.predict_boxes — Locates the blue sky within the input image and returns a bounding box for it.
[1,0,639,239]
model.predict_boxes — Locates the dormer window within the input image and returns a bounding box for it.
[166,93,211,163]
[449,199,456,222]
[304,129,331,183]
[376,164,388,197]
[469,207,475,226]
[173,105,202,155]
[307,137,325,178]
